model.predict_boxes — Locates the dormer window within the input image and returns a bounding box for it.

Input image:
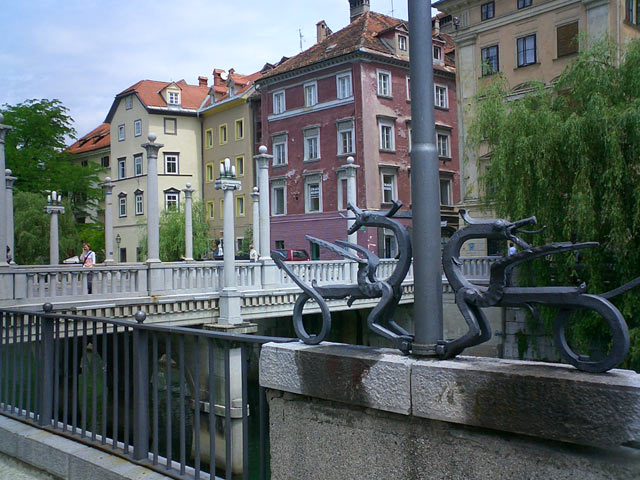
[398,35,407,51]
[168,91,180,105]
[433,46,442,62]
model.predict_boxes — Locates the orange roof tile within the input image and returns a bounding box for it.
[200,70,263,109]
[117,79,209,110]
[67,123,110,155]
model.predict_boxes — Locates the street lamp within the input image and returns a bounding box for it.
[115,233,121,262]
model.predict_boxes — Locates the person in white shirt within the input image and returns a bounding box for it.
[249,245,259,262]
[80,243,96,293]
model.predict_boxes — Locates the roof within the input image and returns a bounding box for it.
[66,123,110,155]
[261,11,455,80]
[200,70,262,110]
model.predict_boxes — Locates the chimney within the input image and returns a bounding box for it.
[198,76,208,87]
[434,17,441,35]
[212,69,226,87]
[349,0,370,22]
[316,20,332,43]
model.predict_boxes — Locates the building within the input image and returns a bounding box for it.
[104,78,209,262]
[199,69,261,255]
[257,0,460,259]
[434,0,640,254]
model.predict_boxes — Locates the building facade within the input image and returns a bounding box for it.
[257,2,460,259]
[434,0,640,254]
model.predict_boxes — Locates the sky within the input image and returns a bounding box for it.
[0,0,424,142]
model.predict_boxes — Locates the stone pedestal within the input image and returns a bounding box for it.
[141,133,164,263]
[101,177,115,264]
[341,156,359,280]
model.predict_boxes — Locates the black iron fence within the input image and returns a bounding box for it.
[0,305,294,480]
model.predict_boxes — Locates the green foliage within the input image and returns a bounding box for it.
[77,222,106,263]
[2,99,104,220]
[137,201,210,262]
[239,226,253,255]
[470,39,640,370]
[13,191,80,264]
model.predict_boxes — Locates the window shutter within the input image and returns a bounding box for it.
[557,22,579,58]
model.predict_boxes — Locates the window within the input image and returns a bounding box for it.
[304,175,322,213]
[275,240,285,249]
[101,156,110,168]
[120,248,127,263]
[236,238,244,251]
[235,119,244,140]
[164,153,179,174]
[481,1,495,20]
[518,0,532,8]
[134,154,143,176]
[433,46,442,61]
[303,127,320,161]
[220,199,224,219]
[271,180,286,215]
[118,124,125,141]
[164,118,177,135]
[435,85,448,109]
[383,229,398,258]
[219,124,228,145]
[337,120,354,155]
[125,95,133,110]
[135,191,144,215]
[134,119,142,137]
[481,45,499,76]
[437,133,450,158]
[273,90,285,114]
[118,194,127,217]
[236,196,245,217]
[165,191,180,211]
[205,129,213,148]
[517,34,537,67]
[380,170,397,204]
[304,82,317,107]
[408,124,413,152]
[168,91,180,105]
[336,72,352,99]
[377,70,391,97]
[81,160,88,167]
[337,176,348,210]
[234,156,244,177]
[557,22,579,57]
[378,119,395,151]
[440,178,452,206]
[118,158,126,179]
[627,0,634,22]
[398,35,407,51]
[406,76,411,101]
[273,134,288,166]
[206,163,214,183]
[207,201,214,219]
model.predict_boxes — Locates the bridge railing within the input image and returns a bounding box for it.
[0,306,294,479]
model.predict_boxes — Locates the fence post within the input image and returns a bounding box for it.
[132,310,149,460]
[39,303,54,426]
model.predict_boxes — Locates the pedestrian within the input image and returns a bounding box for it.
[217,241,224,257]
[249,244,259,262]
[6,246,11,263]
[508,242,516,256]
[80,243,96,294]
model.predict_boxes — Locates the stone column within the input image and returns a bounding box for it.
[5,169,16,264]
[342,156,360,281]
[101,177,115,264]
[44,191,65,265]
[254,146,278,288]
[250,186,260,255]
[141,133,163,263]
[0,114,12,268]
[183,183,194,262]
[215,159,242,324]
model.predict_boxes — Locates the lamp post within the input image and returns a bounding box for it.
[0,114,12,268]
[250,187,260,255]
[115,234,121,263]
[44,191,65,265]
[5,169,16,264]
[215,158,242,324]
[102,177,115,264]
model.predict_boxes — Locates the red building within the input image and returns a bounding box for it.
[257,1,459,259]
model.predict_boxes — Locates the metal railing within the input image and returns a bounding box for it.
[0,306,294,479]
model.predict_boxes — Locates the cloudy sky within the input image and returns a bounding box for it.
[0,0,428,141]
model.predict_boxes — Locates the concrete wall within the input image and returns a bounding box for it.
[260,342,640,480]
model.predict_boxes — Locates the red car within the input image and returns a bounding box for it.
[273,249,310,261]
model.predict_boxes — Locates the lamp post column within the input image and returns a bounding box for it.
[254,146,278,288]
[342,156,359,281]
[183,183,194,262]
[45,192,65,265]
[5,169,16,264]
[215,158,242,325]
[0,114,12,268]
[250,187,260,255]
[101,177,115,264]
[141,133,164,263]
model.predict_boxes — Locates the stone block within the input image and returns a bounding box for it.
[411,355,640,447]
[260,342,412,414]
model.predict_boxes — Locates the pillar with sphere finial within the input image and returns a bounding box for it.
[183,182,195,261]
[5,169,16,264]
[44,191,65,265]
[141,133,163,263]
[250,186,260,255]
[253,145,279,288]
[101,177,115,264]
[342,156,359,280]
[0,114,12,268]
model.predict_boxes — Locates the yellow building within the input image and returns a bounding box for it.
[199,69,261,255]
[434,0,640,254]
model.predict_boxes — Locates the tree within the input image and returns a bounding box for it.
[2,99,104,220]
[13,191,80,265]
[469,39,640,369]
[137,201,211,262]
